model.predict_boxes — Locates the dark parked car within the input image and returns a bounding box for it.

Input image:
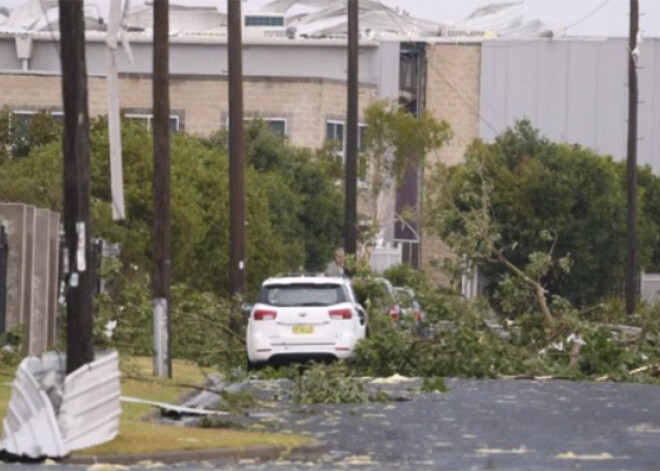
[393,287,429,337]
[352,277,401,323]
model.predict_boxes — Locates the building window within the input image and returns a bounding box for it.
[124,113,181,132]
[229,116,288,139]
[325,120,367,152]
[245,15,285,27]
[5,110,63,157]
[325,120,367,154]
[358,125,367,152]
[264,119,287,138]
[326,120,344,150]
[11,110,63,127]
[326,120,368,185]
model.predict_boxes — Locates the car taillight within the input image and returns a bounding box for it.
[389,305,399,322]
[329,309,352,320]
[253,310,277,321]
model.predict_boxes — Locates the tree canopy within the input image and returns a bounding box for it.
[426,120,660,309]
[0,115,344,295]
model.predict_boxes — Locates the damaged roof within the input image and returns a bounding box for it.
[0,0,563,40]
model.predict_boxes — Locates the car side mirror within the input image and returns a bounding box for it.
[241,302,253,319]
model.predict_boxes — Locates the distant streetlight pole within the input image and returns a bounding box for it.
[228,0,247,296]
[345,0,359,259]
[625,0,639,316]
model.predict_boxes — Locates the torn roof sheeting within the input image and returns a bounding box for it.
[257,0,561,39]
[260,0,444,39]
[0,0,562,40]
[125,2,227,35]
[449,1,562,39]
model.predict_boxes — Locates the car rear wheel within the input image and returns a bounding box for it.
[247,357,266,372]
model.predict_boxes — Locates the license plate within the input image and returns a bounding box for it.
[292,325,314,334]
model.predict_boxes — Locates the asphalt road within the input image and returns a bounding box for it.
[200,377,660,470]
[3,378,660,470]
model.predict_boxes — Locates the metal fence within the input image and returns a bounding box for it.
[0,224,7,334]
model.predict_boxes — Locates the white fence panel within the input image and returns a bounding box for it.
[369,245,402,273]
[640,272,660,305]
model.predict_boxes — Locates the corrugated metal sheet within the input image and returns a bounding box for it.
[0,357,66,458]
[0,351,120,458]
[480,38,660,173]
[59,351,121,452]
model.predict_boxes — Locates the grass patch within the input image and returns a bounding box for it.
[0,356,312,456]
[0,361,14,417]
[80,356,312,456]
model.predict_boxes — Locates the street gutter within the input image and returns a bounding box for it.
[62,441,325,466]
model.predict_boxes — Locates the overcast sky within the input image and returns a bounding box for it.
[2,0,659,38]
[388,0,659,37]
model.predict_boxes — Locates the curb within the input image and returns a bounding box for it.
[62,442,326,466]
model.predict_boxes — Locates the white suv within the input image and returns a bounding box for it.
[245,275,367,369]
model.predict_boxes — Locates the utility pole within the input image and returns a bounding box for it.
[228,0,247,296]
[625,0,639,316]
[344,0,359,258]
[59,0,94,374]
[153,0,172,377]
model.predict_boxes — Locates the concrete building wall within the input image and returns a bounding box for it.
[0,73,377,148]
[425,42,482,167]
[0,35,383,84]
[0,203,27,332]
[422,43,482,279]
[0,203,59,354]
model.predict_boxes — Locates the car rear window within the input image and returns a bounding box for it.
[258,283,346,307]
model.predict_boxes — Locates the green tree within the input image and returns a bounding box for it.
[361,101,451,228]
[426,120,657,311]
[242,120,344,271]
[0,118,292,295]
[0,110,62,159]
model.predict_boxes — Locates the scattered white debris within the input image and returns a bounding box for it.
[629,423,660,434]
[566,333,586,347]
[103,320,118,339]
[120,396,228,416]
[339,455,378,466]
[371,374,415,384]
[555,452,616,460]
[476,446,529,455]
[135,460,165,469]
[87,464,129,471]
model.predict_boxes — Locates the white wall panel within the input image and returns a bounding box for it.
[480,38,660,173]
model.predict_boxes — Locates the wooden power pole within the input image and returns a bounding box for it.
[625,0,639,316]
[344,0,359,258]
[59,0,94,374]
[153,0,172,377]
[228,0,247,296]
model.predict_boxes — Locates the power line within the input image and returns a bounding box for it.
[564,0,612,32]
[426,59,500,135]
